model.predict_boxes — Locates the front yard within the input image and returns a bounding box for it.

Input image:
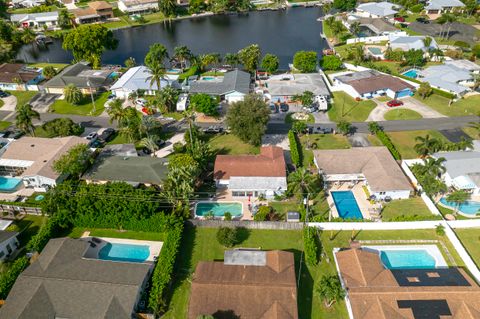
[387,130,448,159]
[205,134,259,155]
[0,121,11,130]
[328,92,377,122]
[299,134,350,167]
[8,91,37,108]
[50,92,109,116]
[413,93,480,117]
[384,109,423,121]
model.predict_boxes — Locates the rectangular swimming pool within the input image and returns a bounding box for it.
[402,69,419,79]
[195,201,242,218]
[98,243,150,263]
[331,191,363,219]
[0,176,22,192]
[365,245,448,269]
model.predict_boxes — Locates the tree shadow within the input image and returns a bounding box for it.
[212,310,241,319]
[235,227,250,245]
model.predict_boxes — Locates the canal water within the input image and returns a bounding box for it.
[18,7,326,68]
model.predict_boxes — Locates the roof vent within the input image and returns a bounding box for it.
[30,144,35,147]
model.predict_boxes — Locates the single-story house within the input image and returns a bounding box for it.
[0,136,88,191]
[188,249,298,319]
[345,16,400,36]
[0,230,19,261]
[83,154,169,187]
[389,35,438,52]
[117,0,159,14]
[419,64,474,96]
[189,69,251,103]
[425,0,465,19]
[0,237,153,319]
[72,1,113,24]
[0,63,43,91]
[10,11,58,29]
[313,147,413,200]
[44,62,114,95]
[433,141,480,195]
[336,247,480,319]
[355,1,399,18]
[11,0,44,7]
[334,70,415,99]
[263,73,330,104]
[110,66,180,99]
[214,146,287,199]
[445,59,480,74]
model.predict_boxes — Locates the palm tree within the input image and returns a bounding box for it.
[148,62,166,92]
[423,36,433,50]
[140,115,160,137]
[182,108,197,153]
[422,157,446,177]
[287,167,322,196]
[107,99,126,125]
[140,135,160,156]
[173,45,192,70]
[322,2,331,15]
[158,86,179,112]
[457,137,474,150]
[63,84,83,104]
[414,134,442,157]
[223,53,239,67]
[15,104,40,136]
[315,275,345,308]
[21,28,36,48]
[350,22,361,37]
[446,190,471,216]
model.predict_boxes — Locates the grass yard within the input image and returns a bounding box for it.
[367,134,383,146]
[454,228,480,268]
[68,227,166,241]
[29,63,68,71]
[0,121,11,130]
[270,194,330,220]
[163,227,463,319]
[106,132,131,145]
[285,112,315,124]
[50,92,109,116]
[463,126,480,139]
[299,134,350,167]
[8,91,37,108]
[387,130,448,159]
[329,92,377,122]
[206,134,259,155]
[413,93,480,117]
[381,197,439,221]
[384,109,423,121]
[12,215,48,246]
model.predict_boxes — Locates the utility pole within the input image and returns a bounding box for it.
[87,78,96,115]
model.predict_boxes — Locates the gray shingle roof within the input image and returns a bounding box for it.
[0,230,18,243]
[189,69,251,95]
[433,144,480,182]
[0,238,150,319]
[420,64,472,94]
[10,11,58,23]
[44,62,113,89]
[389,35,438,52]
[426,0,465,10]
[356,1,399,17]
[265,73,330,97]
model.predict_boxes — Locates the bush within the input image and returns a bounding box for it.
[40,118,84,137]
[173,142,186,153]
[224,212,232,221]
[303,227,320,266]
[0,256,29,299]
[436,224,445,236]
[454,41,470,49]
[409,3,424,12]
[293,51,318,73]
[431,88,456,100]
[253,205,277,221]
[320,55,343,71]
[288,130,302,167]
[376,130,401,160]
[216,227,238,247]
[26,217,62,252]
[190,93,217,116]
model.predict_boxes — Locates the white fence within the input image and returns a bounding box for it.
[346,32,407,44]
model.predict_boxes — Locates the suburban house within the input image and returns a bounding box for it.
[0,237,153,318]
[117,0,159,14]
[388,35,438,52]
[425,0,465,19]
[213,146,287,199]
[344,16,400,37]
[313,147,413,200]
[333,70,415,99]
[419,63,475,96]
[188,249,298,319]
[355,1,399,18]
[110,65,180,99]
[72,1,114,24]
[44,62,114,95]
[0,63,43,91]
[0,230,19,261]
[11,0,45,7]
[83,154,169,187]
[433,141,480,195]
[10,11,59,29]
[189,69,251,103]
[262,73,330,104]
[0,136,88,191]
[336,247,480,318]
[445,59,480,74]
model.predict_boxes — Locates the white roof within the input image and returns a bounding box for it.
[110,66,178,92]
[229,176,287,191]
[452,175,477,189]
[426,0,465,10]
[357,1,399,17]
[11,11,58,23]
[420,64,472,94]
[389,35,438,52]
[445,60,480,72]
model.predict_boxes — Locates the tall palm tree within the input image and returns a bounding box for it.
[140,135,160,156]
[446,190,471,216]
[173,45,192,69]
[15,104,40,136]
[414,134,442,157]
[350,22,361,37]
[107,99,126,125]
[182,108,197,153]
[158,86,179,112]
[223,53,239,67]
[140,115,160,137]
[148,62,166,92]
[287,167,322,196]
[422,157,446,177]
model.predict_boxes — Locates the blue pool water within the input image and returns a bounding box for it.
[0,177,22,192]
[201,76,217,81]
[402,69,419,79]
[440,197,480,215]
[195,202,242,217]
[331,191,363,219]
[98,243,150,263]
[380,249,436,269]
[108,71,119,78]
[368,47,382,55]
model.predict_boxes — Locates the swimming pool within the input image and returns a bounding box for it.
[440,197,480,216]
[367,47,382,55]
[365,245,447,269]
[331,191,363,219]
[195,201,243,218]
[201,76,217,81]
[0,177,22,192]
[98,243,150,263]
[402,69,419,79]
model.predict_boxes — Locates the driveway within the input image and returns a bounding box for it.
[29,93,60,113]
[409,21,479,45]
[312,111,332,124]
[154,132,184,158]
[1,95,17,112]
[367,97,445,121]
[262,134,290,150]
[348,133,371,147]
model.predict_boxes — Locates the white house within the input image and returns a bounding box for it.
[10,11,59,29]
[313,147,413,200]
[11,0,45,8]
[355,1,399,19]
[388,35,438,52]
[263,73,330,104]
[425,0,465,19]
[110,66,180,99]
[213,146,287,199]
[0,137,88,192]
[419,63,475,96]
[0,229,19,261]
[117,0,158,14]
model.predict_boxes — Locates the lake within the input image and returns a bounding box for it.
[18,7,326,68]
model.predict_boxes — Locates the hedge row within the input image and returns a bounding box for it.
[376,130,401,160]
[74,213,178,233]
[303,227,320,266]
[288,130,302,167]
[148,223,184,314]
[26,217,61,253]
[0,256,29,299]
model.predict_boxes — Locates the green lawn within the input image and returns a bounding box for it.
[68,227,166,241]
[178,66,199,81]
[381,197,438,221]
[106,132,131,145]
[367,134,383,146]
[11,215,48,246]
[329,92,377,122]
[269,193,329,220]
[454,228,480,268]
[384,109,423,121]
[164,227,463,319]
[50,92,109,116]
[285,112,315,124]
[387,130,448,159]
[413,93,480,117]
[29,63,68,71]
[463,126,480,139]
[206,134,259,155]
[0,121,11,130]
[8,91,37,108]
[299,134,350,167]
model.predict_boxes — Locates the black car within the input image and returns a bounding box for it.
[416,17,429,24]
[0,91,9,98]
[280,103,289,112]
[99,128,115,142]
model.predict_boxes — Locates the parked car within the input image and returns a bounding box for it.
[280,103,289,112]
[135,98,148,107]
[387,100,404,107]
[394,16,405,22]
[2,129,24,139]
[270,103,279,113]
[203,125,223,134]
[85,132,98,141]
[416,17,429,24]
[98,128,115,142]
[107,94,116,100]
[156,139,166,148]
[0,90,10,98]
[90,139,103,148]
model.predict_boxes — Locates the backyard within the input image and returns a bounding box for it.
[328,92,377,122]
[454,228,480,268]
[68,227,166,241]
[381,197,439,221]
[50,92,109,116]
[387,130,448,159]
[413,93,480,117]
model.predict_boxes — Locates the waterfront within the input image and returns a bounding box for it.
[18,7,326,68]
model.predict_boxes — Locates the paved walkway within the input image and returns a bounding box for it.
[154,132,184,158]
[367,97,445,121]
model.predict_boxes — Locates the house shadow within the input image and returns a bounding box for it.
[287,248,314,319]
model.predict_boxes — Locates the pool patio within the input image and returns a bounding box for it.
[327,182,380,220]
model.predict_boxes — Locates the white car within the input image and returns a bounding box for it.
[85,132,98,141]
[135,98,148,107]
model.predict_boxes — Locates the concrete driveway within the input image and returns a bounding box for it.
[348,133,371,147]
[367,97,445,121]
[262,134,290,150]
[154,132,185,158]
[1,95,17,112]
[29,93,60,113]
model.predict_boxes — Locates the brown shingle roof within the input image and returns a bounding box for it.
[88,0,112,10]
[339,72,414,94]
[214,146,286,180]
[0,63,39,84]
[313,147,413,193]
[188,250,298,319]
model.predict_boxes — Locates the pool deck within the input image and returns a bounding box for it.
[327,183,379,220]
[214,188,260,220]
[363,244,448,268]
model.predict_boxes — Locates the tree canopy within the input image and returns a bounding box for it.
[238,44,261,72]
[333,0,356,11]
[144,43,169,69]
[320,55,343,71]
[261,53,279,74]
[53,143,93,178]
[190,94,217,116]
[293,51,318,73]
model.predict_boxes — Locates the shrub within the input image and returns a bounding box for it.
[292,121,307,134]
[173,141,186,153]
[40,118,84,137]
[254,205,276,221]
[216,227,238,247]
[224,212,232,221]
[376,130,401,159]
[303,227,320,266]
[454,41,470,49]
[0,256,29,299]
[409,3,424,12]
[26,217,62,252]
[436,224,445,236]
[320,55,343,71]
[293,51,318,73]
[190,93,217,116]
[288,130,302,167]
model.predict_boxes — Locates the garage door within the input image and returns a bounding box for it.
[396,89,412,98]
